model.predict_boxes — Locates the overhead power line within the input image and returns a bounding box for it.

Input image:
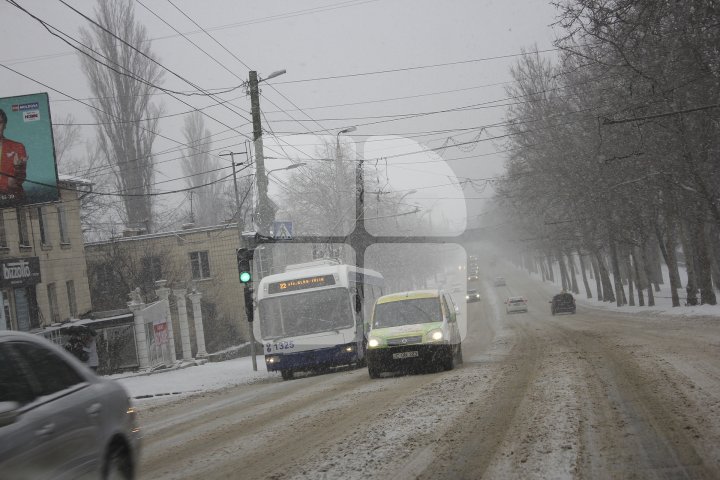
[272,48,560,84]
[602,103,720,125]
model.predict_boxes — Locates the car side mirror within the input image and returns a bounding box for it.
[0,401,20,428]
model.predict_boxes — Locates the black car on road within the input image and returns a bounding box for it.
[550,292,576,315]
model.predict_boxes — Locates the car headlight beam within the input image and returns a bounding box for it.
[368,338,380,348]
[428,329,443,341]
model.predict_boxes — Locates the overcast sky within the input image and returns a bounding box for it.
[1,0,560,231]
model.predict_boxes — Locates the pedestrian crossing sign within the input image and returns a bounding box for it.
[273,221,293,240]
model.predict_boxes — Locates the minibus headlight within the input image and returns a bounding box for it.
[368,338,380,348]
[428,329,443,341]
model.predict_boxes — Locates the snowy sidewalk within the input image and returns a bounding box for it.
[110,355,272,404]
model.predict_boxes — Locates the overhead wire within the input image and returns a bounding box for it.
[3,3,255,182]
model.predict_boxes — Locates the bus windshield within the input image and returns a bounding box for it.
[372,298,441,328]
[258,287,354,339]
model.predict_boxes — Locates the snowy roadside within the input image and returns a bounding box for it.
[510,262,720,319]
[112,355,275,406]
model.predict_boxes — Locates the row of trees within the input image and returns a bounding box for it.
[495,0,719,306]
[53,0,246,240]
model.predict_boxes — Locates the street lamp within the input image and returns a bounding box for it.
[336,126,357,154]
[399,189,418,202]
[264,69,287,81]
[266,162,306,179]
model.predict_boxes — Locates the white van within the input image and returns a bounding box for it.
[365,289,463,378]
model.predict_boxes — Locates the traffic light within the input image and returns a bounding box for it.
[236,248,254,284]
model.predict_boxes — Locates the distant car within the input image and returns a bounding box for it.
[505,296,528,313]
[467,274,479,282]
[466,289,481,303]
[493,276,506,286]
[550,292,576,315]
[451,284,462,293]
[0,331,141,480]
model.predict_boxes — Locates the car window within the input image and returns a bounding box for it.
[9,341,86,398]
[373,298,441,328]
[0,343,35,405]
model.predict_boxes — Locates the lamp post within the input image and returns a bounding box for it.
[249,69,286,235]
[335,127,357,240]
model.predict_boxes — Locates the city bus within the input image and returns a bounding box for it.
[255,260,385,380]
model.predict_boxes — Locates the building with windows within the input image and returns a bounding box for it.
[0,176,92,331]
[84,224,252,354]
[83,222,335,355]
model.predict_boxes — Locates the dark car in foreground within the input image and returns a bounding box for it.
[550,293,576,315]
[0,331,141,480]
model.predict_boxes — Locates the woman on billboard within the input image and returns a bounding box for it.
[0,108,28,200]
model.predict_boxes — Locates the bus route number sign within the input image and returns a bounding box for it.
[268,274,336,294]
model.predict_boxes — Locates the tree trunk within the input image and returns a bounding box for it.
[640,240,655,307]
[690,214,717,305]
[707,223,720,293]
[655,220,681,307]
[595,252,615,303]
[566,251,579,294]
[546,254,555,282]
[558,252,569,291]
[625,251,635,306]
[631,248,645,306]
[609,237,625,306]
[680,218,698,306]
[591,255,603,301]
[577,249,592,299]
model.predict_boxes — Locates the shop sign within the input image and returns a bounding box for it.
[0,257,41,287]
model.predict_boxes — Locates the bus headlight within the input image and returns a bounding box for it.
[428,330,443,341]
[368,338,380,348]
[266,355,281,364]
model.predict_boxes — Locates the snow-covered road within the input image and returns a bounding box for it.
[123,266,720,479]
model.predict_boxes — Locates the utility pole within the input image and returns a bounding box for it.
[219,151,246,244]
[249,71,272,236]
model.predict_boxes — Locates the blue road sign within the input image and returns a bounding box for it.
[273,221,293,240]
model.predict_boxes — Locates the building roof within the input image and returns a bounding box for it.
[85,222,242,246]
[58,174,93,187]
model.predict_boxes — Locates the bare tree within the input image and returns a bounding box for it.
[78,0,164,233]
[180,112,225,227]
[52,114,82,167]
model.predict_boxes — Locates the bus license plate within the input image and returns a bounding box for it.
[393,351,419,360]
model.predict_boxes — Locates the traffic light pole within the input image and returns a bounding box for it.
[237,247,258,371]
[223,150,258,370]
[245,283,257,371]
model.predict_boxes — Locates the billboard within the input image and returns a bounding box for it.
[0,93,59,207]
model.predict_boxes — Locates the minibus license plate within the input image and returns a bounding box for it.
[393,351,419,359]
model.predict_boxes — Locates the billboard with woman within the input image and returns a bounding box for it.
[0,92,59,207]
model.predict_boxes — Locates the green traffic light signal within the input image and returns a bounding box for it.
[237,248,254,284]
